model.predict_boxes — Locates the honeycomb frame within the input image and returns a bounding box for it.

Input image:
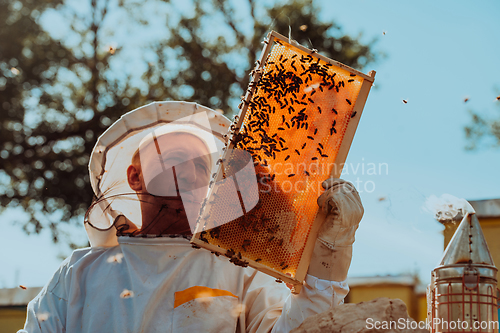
[192,31,375,294]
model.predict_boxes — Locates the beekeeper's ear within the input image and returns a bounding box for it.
[127,164,143,191]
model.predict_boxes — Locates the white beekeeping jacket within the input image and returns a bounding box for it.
[20,102,349,332]
[21,237,349,333]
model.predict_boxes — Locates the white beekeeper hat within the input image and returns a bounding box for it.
[85,101,230,247]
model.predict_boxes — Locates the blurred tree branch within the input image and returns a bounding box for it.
[0,0,381,247]
[464,88,500,150]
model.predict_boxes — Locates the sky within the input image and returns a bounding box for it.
[1,0,500,289]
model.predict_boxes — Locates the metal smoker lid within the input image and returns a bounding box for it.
[439,213,495,267]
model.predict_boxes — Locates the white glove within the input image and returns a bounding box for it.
[308,178,364,282]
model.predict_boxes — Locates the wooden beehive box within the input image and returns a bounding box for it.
[192,31,375,293]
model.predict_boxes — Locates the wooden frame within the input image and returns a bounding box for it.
[192,31,375,294]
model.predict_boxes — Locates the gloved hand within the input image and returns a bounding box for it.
[307,178,364,282]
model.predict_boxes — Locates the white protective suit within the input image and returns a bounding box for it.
[21,237,348,332]
[21,102,359,333]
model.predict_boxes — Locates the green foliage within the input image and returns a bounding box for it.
[465,107,500,150]
[0,0,379,245]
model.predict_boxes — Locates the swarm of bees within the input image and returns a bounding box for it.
[195,34,369,284]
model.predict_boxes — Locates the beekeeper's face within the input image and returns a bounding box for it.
[127,132,211,210]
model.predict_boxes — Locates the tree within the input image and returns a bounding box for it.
[0,0,379,246]
[465,93,500,150]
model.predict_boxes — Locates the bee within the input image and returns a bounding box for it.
[19,285,27,290]
[346,99,352,105]
[255,258,262,262]
[311,157,318,160]
[278,239,284,246]
[318,143,324,149]
[282,265,289,270]
[350,73,356,77]
[321,154,329,158]
[284,155,290,161]
[308,98,314,103]
[464,97,469,103]
[496,95,500,101]
[280,261,285,266]
[402,99,408,104]
[332,107,338,114]
[226,249,236,258]
[294,149,300,155]
[275,279,283,283]
[200,231,209,243]
[288,174,295,177]
[304,170,310,176]
[314,128,318,135]
[382,31,386,35]
[307,136,314,140]
[351,111,357,118]
[311,90,316,96]
[317,106,322,114]
[278,127,285,130]
[120,289,134,298]
[269,236,275,242]
[348,79,354,82]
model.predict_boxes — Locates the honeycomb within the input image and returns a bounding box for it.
[194,33,369,283]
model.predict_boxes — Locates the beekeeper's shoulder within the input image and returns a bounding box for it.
[46,246,114,297]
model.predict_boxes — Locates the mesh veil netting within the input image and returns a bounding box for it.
[84,102,230,247]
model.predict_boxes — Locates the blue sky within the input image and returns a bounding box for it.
[1,0,500,288]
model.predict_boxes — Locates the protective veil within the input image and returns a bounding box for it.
[84,101,228,246]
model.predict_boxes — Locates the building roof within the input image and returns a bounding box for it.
[469,199,500,218]
[347,274,418,287]
[0,287,42,307]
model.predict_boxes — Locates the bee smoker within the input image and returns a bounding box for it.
[428,212,499,332]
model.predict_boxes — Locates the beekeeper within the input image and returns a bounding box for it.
[21,101,363,333]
